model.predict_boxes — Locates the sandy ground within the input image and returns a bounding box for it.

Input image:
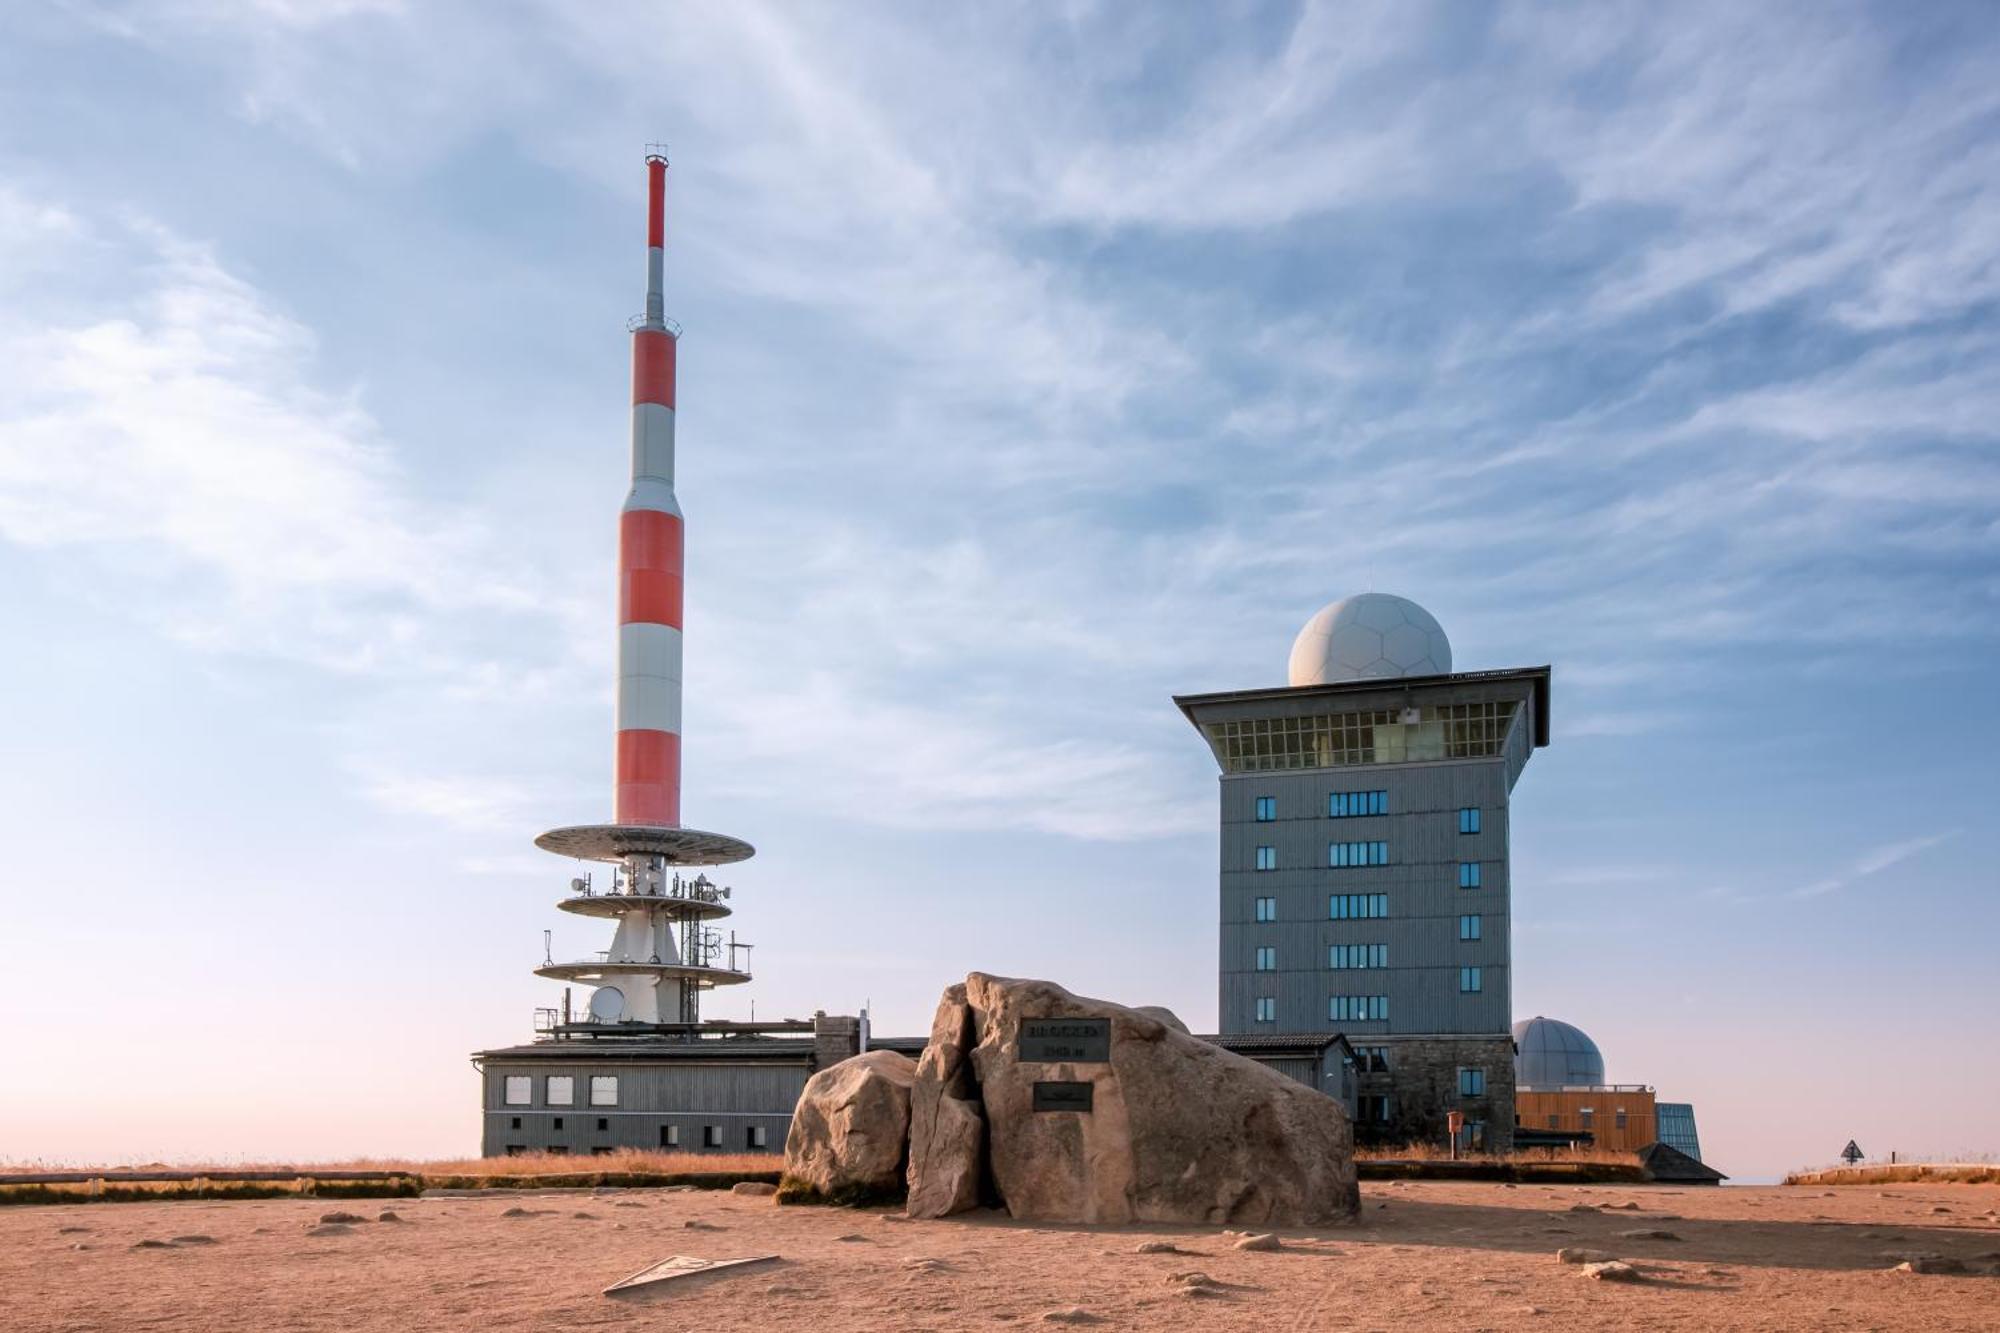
[6,1180,1998,1331]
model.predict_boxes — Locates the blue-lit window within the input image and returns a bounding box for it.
[1329,995,1389,1022]
[1255,846,1277,871]
[1254,895,1277,922]
[1457,1067,1485,1097]
[1255,796,1276,822]
[1255,996,1276,1023]
[1329,790,1388,818]
[1329,944,1387,969]
[1329,893,1389,920]
[1459,807,1480,834]
[1330,841,1389,868]
[1460,966,1482,993]
[1458,862,1481,889]
[1254,946,1277,972]
[1459,914,1481,941]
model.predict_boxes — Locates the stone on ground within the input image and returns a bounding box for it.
[780,1047,918,1205]
[941,973,1359,1226]
[318,1211,367,1224]
[731,1181,777,1197]
[1581,1260,1643,1282]
[906,983,988,1219]
[1556,1247,1618,1264]
[1233,1233,1282,1251]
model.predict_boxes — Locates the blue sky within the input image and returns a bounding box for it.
[2,2,1996,1181]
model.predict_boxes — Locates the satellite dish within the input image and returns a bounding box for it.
[588,986,625,1022]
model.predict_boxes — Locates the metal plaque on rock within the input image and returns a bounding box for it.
[1032,1081,1094,1112]
[1019,1018,1111,1063]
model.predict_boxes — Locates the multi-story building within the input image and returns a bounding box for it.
[1178,593,1550,1152]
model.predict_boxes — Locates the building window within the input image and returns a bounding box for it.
[546,1075,574,1106]
[1329,790,1388,818]
[1458,862,1481,889]
[1254,895,1277,922]
[1204,702,1518,773]
[1460,966,1483,992]
[596,1117,609,1131]
[1547,1114,1560,1128]
[1254,796,1276,822]
[590,1075,619,1107]
[1255,845,1277,871]
[503,1076,531,1106]
[1457,1067,1486,1097]
[1330,840,1389,868]
[1615,1110,1628,1130]
[748,1126,768,1149]
[1357,1094,1393,1123]
[1459,807,1480,834]
[1329,995,1389,1021]
[509,1116,522,1130]
[660,1125,679,1147]
[504,1144,525,1156]
[1254,946,1277,971]
[1328,943,1387,969]
[1459,914,1481,940]
[1254,996,1276,1023]
[1580,1108,1595,1130]
[1329,893,1388,919]
[1358,1045,1390,1073]
[547,1145,569,1156]
[703,1125,723,1148]
[552,1117,564,1130]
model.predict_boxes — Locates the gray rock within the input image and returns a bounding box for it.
[1040,1310,1102,1324]
[731,1181,778,1197]
[1894,1257,1967,1275]
[317,1211,367,1224]
[1617,1229,1682,1241]
[1233,1233,1282,1252]
[782,1047,918,1203]
[945,973,1359,1227]
[906,984,988,1219]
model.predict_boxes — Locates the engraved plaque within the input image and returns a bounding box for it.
[1019,1018,1111,1063]
[1032,1081,1094,1112]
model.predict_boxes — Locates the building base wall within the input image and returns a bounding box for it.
[1352,1034,1515,1154]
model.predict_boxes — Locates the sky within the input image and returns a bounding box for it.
[1,1,1996,1183]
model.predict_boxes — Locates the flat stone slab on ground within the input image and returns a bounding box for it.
[602,1254,779,1297]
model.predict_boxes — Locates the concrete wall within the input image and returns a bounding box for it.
[1218,757,1513,1036]
[480,1058,808,1157]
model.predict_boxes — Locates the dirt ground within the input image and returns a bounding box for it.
[5,1180,1998,1331]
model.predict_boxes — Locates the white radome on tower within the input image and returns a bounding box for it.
[1288,593,1452,685]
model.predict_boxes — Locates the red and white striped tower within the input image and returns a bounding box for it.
[534,149,755,1031]
[618,149,685,827]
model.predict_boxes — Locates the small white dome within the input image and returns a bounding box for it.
[1288,593,1452,686]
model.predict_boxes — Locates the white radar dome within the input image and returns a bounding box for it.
[1287,593,1452,686]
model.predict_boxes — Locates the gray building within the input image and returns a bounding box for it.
[1176,593,1550,1152]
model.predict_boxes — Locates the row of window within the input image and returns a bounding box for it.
[1253,996,1393,1023]
[504,1074,616,1107]
[1329,790,1388,818]
[501,1123,771,1151]
[1253,934,1484,970]
[1251,845,1487,883]
[1250,796,1484,830]
[1329,840,1391,867]
[1330,893,1389,919]
[1329,943,1388,969]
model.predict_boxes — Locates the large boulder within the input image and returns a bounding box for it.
[942,973,1357,1226]
[906,984,987,1218]
[780,1048,917,1204]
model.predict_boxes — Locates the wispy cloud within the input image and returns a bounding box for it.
[1789,832,1957,900]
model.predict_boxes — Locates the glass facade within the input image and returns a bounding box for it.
[1204,701,1517,772]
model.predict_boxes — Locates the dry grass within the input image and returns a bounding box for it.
[1784,1162,2000,1187]
[1357,1141,1641,1167]
[3,1148,776,1178]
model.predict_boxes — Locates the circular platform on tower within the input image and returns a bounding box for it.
[557,893,732,922]
[535,824,755,865]
[534,959,752,987]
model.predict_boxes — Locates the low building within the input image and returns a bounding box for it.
[1511,1016,1708,1164]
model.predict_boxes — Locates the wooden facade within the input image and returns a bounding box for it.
[1514,1086,1657,1152]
